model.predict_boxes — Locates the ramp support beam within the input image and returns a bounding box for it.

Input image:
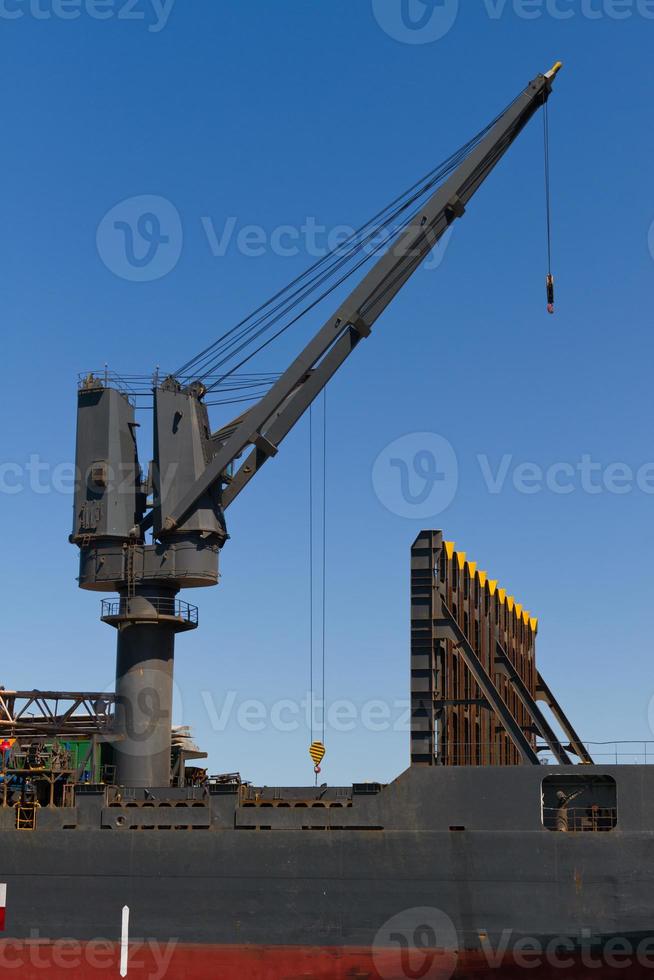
[435,602,541,766]
[494,641,572,765]
[536,672,594,764]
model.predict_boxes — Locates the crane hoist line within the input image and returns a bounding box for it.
[71,63,563,789]
[308,392,328,779]
[543,94,556,314]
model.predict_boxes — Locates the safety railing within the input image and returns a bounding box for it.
[543,806,617,833]
[101,597,198,625]
[437,741,654,765]
[540,742,654,766]
[77,369,140,400]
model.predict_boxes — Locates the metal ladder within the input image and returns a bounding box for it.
[15,802,39,831]
[125,542,137,609]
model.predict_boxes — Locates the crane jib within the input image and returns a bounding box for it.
[149,65,561,538]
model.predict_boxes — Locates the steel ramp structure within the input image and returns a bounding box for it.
[410,530,592,767]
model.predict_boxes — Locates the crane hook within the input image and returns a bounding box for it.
[546,273,555,315]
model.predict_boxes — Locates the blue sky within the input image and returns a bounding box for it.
[2,1,654,784]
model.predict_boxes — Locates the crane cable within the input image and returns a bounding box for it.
[544,98,555,315]
[321,388,327,756]
[308,392,327,783]
[175,150,466,382]
[199,135,497,389]
[198,141,484,392]
[204,109,524,390]
[174,95,522,389]
[309,403,314,752]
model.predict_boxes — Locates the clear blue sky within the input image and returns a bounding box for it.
[2,1,654,785]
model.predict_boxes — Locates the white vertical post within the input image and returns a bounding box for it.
[120,905,130,977]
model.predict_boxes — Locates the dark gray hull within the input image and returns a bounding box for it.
[1,766,653,978]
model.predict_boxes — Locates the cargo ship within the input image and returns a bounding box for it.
[3,63,653,979]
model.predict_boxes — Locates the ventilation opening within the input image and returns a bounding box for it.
[542,775,617,832]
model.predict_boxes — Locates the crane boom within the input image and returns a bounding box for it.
[155,63,561,536]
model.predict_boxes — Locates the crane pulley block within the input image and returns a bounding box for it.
[546,273,555,315]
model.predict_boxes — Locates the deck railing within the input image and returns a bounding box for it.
[100,597,198,625]
[437,741,654,765]
[543,806,618,832]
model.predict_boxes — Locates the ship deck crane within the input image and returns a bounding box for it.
[72,63,563,787]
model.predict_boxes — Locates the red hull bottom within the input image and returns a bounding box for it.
[1,940,652,979]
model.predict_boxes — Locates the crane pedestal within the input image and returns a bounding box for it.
[101,589,198,788]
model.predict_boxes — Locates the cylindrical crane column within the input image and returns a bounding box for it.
[102,587,198,788]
